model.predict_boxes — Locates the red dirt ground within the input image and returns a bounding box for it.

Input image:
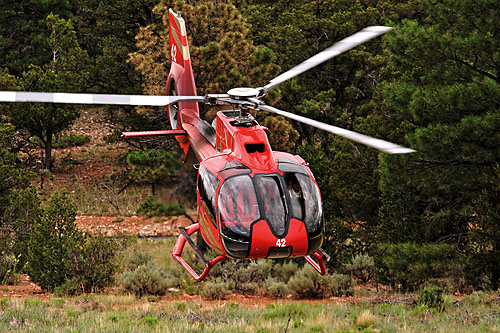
[75,214,194,237]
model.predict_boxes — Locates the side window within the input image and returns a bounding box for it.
[198,167,220,227]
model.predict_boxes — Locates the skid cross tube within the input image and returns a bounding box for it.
[170,224,226,281]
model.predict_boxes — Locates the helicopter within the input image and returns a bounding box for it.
[0,9,415,281]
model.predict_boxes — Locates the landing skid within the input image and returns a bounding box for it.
[305,248,330,275]
[170,224,226,281]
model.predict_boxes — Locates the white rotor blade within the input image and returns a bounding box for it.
[0,91,206,106]
[262,26,393,92]
[257,104,415,154]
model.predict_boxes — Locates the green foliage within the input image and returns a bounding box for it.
[27,194,83,292]
[1,14,89,170]
[327,273,354,297]
[73,236,121,293]
[374,243,457,291]
[344,253,375,283]
[136,197,185,217]
[0,1,73,75]
[287,265,332,299]
[126,149,181,194]
[0,123,39,269]
[264,279,289,298]
[27,195,119,292]
[376,0,500,254]
[270,261,298,283]
[54,278,82,297]
[415,285,445,312]
[200,279,232,300]
[118,263,169,297]
[54,134,91,148]
[0,252,21,285]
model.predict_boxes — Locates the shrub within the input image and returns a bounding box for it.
[264,279,289,298]
[27,194,84,292]
[0,253,21,285]
[415,285,445,312]
[73,236,121,293]
[344,253,375,283]
[119,263,169,296]
[54,278,82,297]
[27,195,120,293]
[355,310,378,330]
[374,242,457,291]
[271,261,298,283]
[54,134,91,148]
[137,198,186,217]
[120,248,154,272]
[201,280,231,300]
[287,265,330,299]
[327,273,353,297]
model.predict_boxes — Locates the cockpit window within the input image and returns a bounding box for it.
[218,175,259,238]
[284,172,322,234]
[198,167,220,225]
[254,175,287,236]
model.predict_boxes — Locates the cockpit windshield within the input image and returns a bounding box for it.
[217,167,322,248]
[218,175,259,238]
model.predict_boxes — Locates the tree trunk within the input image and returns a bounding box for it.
[44,132,53,170]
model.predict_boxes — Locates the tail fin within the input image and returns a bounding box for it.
[167,9,198,159]
[168,9,190,68]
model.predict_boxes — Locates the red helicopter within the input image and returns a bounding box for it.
[0,9,414,281]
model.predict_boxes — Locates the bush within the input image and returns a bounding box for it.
[415,285,445,312]
[201,280,231,300]
[54,278,82,296]
[265,279,289,298]
[327,273,353,297]
[27,194,84,292]
[0,253,21,285]
[27,194,120,293]
[344,253,375,283]
[137,198,186,217]
[374,243,457,291]
[288,265,330,299]
[119,264,169,297]
[120,248,154,271]
[271,261,298,283]
[54,134,91,148]
[73,236,121,293]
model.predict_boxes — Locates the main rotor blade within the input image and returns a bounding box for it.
[0,91,206,106]
[262,26,393,93]
[257,104,415,154]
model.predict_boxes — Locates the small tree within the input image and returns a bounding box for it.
[4,14,89,170]
[0,123,39,271]
[126,149,180,195]
[27,194,84,292]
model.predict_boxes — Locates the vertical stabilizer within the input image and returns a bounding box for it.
[169,9,190,68]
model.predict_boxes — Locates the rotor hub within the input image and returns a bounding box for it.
[227,87,260,99]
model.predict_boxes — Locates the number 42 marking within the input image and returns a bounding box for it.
[276,239,286,247]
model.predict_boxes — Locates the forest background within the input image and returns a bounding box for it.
[0,0,499,294]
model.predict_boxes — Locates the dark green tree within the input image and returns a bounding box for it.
[72,0,158,94]
[0,123,40,273]
[3,14,89,170]
[375,0,500,246]
[126,149,181,195]
[373,0,500,289]
[0,0,74,75]
[27,194,83,292]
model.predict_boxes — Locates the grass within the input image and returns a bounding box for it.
[0,293,499,332]
[1,240,500,332]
